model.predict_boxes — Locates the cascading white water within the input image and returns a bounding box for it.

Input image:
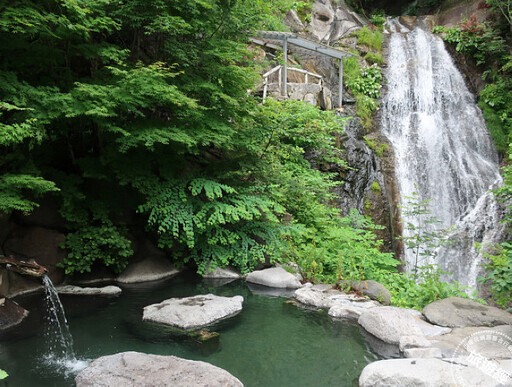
[381,19,503,288]
[42,275,87,374]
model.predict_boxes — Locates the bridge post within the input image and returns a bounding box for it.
[282,37,288,97]
[339,58,343,108]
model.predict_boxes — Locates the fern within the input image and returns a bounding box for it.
[139,178,285,274]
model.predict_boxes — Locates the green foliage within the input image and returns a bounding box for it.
[291,1,313,23]
[364,135,388,157]
[60,224,132,274]
[353,26,384,52]
[343,58,383,129]
[433,21,511,154]
[477,242,512,308]
[399,190,454,274]
[285,210,400,284]
[478,100,508,153]
[432,23,506,67]
[0,369,7,380]
[343,57,361,85]
[139,178,284,274]
[0,0,294,274]
[380,266,469,309]
[370,12,386,29]
[0,173,59,214]
[370,181,381,193]
[486,0,512,30]
[364,52,384,65]
[354,94,379,129]
[346,64,383,99]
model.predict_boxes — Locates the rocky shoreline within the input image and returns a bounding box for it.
[67,264,512,386]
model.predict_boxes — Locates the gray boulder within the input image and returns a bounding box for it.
[423,297,512,328]
[75,351,243,386]
[117,256,179,284]
[359,358,511,387]
[295,284,379,311]
[428,325,512,358]
[276,262,303,282]
[56,285,122,296]
[398,335,432,352]
[0,298,28,331]
[142,294,243,330]
[403,347,442,358]
[340,280,391,305]
[245,267,302,289]
[328,304,379,320]
[358,306,451,344]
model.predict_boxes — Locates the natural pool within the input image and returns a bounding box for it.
[0,273,387,386]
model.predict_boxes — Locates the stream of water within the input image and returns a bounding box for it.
[0,274,386,386]
[382,19,503,288]
[41,275,88,376]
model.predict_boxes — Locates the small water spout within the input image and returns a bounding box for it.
[41,275,87,374]
[42,275,75,361]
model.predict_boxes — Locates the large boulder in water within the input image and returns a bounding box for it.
[358,306,451,344]
[143,294,243,330]
[245,267,302,289]
[422,297,512,328]
[294,284,380,320]
[75,351,243,386]
[0,298,28,332]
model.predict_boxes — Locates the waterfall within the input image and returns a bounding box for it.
[381,19,503,289]
[42,275,87,374]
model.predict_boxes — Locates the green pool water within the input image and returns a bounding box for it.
[0,273,388,386]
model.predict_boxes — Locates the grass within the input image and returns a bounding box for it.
[364,52,385,65]
[354,26,384,52]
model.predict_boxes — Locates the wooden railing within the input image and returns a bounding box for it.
[262,65,323,100]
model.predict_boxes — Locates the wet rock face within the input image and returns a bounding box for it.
[75,351,243,387]
[330,116,395,253]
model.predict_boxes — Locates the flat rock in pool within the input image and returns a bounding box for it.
[56,285,122,296]
[75,351,243,387]
[142,294,243,330]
